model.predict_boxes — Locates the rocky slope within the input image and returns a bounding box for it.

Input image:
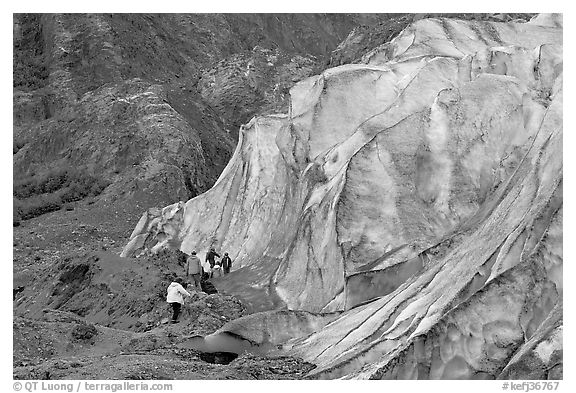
[122,14,562,379]
[197,46,319,135]
[13,248,316,380]
[13,14,228,226]
[14,250,244,331]
[13,311,314,380]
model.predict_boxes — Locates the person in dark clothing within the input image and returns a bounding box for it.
[221,252,232,274]
[206,247,220,268]
[171,303,181,322]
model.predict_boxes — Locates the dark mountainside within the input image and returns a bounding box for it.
[13,13,546,380]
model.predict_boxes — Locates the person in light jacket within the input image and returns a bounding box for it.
[212,261,223,278]
[166,277,191,324]
[186,251,203,289]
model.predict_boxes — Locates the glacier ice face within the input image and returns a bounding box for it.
[122,15,562,379]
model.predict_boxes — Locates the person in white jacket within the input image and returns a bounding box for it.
[166,277,191,324]
[212,260,223,278]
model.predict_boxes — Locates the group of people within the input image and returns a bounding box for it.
[185,247,233,288]
[166,247,233,323]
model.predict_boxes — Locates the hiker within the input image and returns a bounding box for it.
[221,252,232,274]
[206,247,221,269]
[166,277,191,324]
[186,250,203,289]
[212,260,223,278]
